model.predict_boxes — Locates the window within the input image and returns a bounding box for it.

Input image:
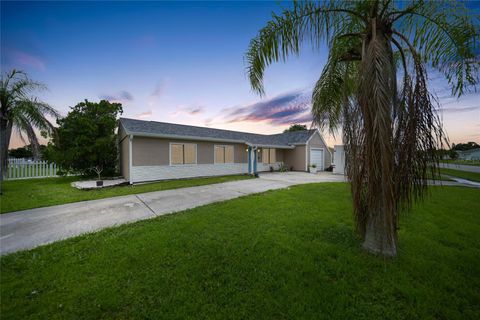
[261,148,276,164]
[215,145,234,164]
[170,143,197,165]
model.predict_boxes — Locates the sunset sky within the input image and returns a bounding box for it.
[2,1,479,149]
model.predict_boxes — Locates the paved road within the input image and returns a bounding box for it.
[439,162,480,173]
[0,172,345,255]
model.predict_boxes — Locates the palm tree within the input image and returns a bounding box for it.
[0,70,59,185]
[246,0,478,257]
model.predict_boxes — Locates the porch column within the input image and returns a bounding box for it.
[247,146,252,174]
[253,147,257,174]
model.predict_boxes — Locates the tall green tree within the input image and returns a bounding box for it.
[8,144,47,159]
[246,0,478,256]
[0,70,59,182]
[452,142,479,151]
[284,124,308,132]
[46,100,122,177]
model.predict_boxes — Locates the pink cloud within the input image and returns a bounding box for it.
[11,50,45,70]
[220,89,313,125]
[170,106,205,117]
[136,110,153,119]
[99,90,134,103]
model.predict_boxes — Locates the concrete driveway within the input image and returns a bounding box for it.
[0,172,345,255]
[439,162,480,173]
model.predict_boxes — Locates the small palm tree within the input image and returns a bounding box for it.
[246,0,478,256]
[0,70,59,183]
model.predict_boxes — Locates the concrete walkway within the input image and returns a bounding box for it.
[439,162,480,173]
[0,172,345,255]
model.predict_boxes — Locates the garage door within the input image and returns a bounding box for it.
[310,148,324,170]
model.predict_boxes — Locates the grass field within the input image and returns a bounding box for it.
[1,184,478,319]
[0,175,252,213]
[440,168,480,182]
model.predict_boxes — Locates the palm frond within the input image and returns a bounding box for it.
[311,36,360,134]
[245,1,365,95]
[393,0,479,96]
[0,69,59,175]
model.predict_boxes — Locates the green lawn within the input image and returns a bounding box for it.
[440,168,480,182]
[0,175,252,213]
[1,184,479,319]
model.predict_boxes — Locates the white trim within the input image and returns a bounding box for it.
[305,145,308,171]
[169,142,198,166]
[214,144,235,164]
[305,132,316,171]
[131,163,249,183]
[128,135,133,184]
[246,143,294,149]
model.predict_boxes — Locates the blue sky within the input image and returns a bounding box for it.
[2,1,479,148]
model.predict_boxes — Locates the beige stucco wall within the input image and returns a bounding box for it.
[307,131,332,170]
[132,137,248,166]
[276,149,284,162]
[283,145,306,171]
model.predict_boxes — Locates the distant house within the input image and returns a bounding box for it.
[118,118,332,183]
[456,148,480,160]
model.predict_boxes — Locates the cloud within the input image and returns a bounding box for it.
[151,81,166,97]
[119,90,133,101]
[170,106,205,117]
[100,90,134,103]
[136,110,153,119]
[221,89,312,125]
[439,106,480,113]
[6,49,45,70]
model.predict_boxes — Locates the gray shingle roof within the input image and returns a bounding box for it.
[119,118,315,147]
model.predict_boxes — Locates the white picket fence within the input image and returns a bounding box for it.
[6,160,59,180]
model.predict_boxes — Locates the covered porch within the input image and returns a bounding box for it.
[246,144,307,174]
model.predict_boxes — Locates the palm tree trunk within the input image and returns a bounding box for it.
[356,19,398,257]
[362,208,397,257]
[0,119,13,193]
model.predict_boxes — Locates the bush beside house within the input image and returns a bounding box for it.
[45,100,122,178]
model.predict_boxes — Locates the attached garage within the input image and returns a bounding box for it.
[309,148,324,170]
[305,131,332,171]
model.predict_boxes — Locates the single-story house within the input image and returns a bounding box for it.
[118,118,332,183]
[456,148,480,160]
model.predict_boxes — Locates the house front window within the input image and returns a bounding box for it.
[215,145,234,164]
[261,148,276,164]
[170,143,197,165]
